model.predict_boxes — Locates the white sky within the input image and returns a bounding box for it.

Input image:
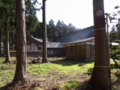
[36,0,120,29]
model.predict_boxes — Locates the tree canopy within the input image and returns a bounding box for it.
[0,0,40,56]
[31,19,80,42]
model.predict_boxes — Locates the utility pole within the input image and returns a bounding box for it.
[42,0,48,63]
[86,0,111,90]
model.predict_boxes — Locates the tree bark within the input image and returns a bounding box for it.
[12,0,27,84]
[85,0,111,90]
[4,18,11,63]
[0,29,1,56]
[42,0,48,63]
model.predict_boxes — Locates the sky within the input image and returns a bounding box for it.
[36,0,120,29]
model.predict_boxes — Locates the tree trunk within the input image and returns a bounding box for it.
[85,0,111,90]
[42,0,48,63]
[12,0,27,84]
[4,18,11,63]
[0,29,1,56]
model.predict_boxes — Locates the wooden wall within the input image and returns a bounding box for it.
[65,41,94,60]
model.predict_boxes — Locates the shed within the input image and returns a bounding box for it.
[65,37,95,60]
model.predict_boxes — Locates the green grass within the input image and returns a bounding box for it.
[0,57,120,89]
[61,81,80,90]
[27,61,94,77]
[0,57,94,87]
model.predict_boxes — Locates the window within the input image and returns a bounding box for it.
[50,50,53,54]
[27,45,30,50]
[31,44,37,50]
[38,47,42,50]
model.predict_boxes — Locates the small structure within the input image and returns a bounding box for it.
[61,26,95,60]
[65,37,95,60]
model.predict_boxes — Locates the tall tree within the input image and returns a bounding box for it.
[47,19,56,41]
[0,28,2,56]
[110,25,118,45]
[85,0,111,90]
[25,0,39,34]
[12,0,27,84]
[42,0,48,63]
[4,18,11,63]
[0,0,15,63]
[60,21,68,40]
[31,22,43,38]
[54,20,69,41]
[67,23,76,33]
[56,20,63,41]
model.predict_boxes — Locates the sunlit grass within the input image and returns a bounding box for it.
[27,61,94,78]
[0,57,119,88]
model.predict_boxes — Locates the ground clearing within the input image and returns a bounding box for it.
[0,57,120,90]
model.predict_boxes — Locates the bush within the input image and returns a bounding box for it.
[61,81,80,90]
[110,45,120,60]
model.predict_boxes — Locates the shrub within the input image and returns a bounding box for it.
[110,45,120,60]
[61,81,80,90]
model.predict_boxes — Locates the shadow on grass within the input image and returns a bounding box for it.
[111,70,120,90]
[87,68,93,73]
[50,59,94,66]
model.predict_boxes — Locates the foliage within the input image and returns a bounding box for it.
[114,40,120,43]
[109,32,118,42]
[25,0,40,34]
[32,19,80,42]
[0,0,40,56]
[109,5,120,39]
[110,45,120,60]
[61,81,80,90]
[47,20,56,41]
[110,45,120,68]
[30,22,42,38]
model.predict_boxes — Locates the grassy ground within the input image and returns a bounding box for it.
[0,57,120,90]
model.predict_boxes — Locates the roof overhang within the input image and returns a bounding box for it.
[64,37,94,45]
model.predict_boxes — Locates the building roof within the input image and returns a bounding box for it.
[28,26,94,48]
[47,42,65,48]
[29,35,49,43]
[60,26,94,43]
[65,37,94,45]
[29,35,65,48]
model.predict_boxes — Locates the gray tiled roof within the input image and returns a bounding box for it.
[29,35,65,48]
[30,35,49,43]
[60,26,94,43]
[47,42,65,48]
[29,26,94,48]
[65,37,94,44]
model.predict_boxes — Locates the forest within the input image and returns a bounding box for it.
[0,0,120,90]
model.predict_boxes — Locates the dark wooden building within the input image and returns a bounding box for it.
[61,26,95,60]
[47,42,65,57]
[10,35,65,57]
[65,37,95,60]
[10,26,95,59]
